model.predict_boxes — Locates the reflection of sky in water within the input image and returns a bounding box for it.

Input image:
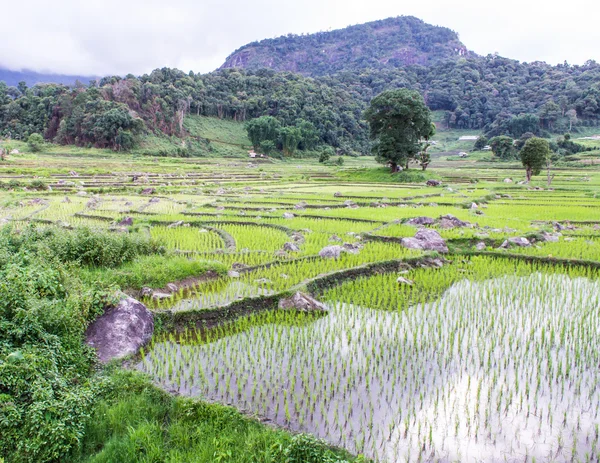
[170,281,274,311]
[140,274,600,462]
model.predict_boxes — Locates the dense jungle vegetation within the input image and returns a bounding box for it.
[1,15,600,157]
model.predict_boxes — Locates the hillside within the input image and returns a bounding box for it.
[2,16,600,156]
[221,16,472,76]
[0,67,96,87]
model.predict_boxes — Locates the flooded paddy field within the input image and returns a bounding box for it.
[3,154,600,462]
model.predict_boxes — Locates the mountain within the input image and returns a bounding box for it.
[221,16,472,76]
[0,67,96,87]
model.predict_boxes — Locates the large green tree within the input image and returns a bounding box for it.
[489,136,516,160]
[364,89,432,172]
[520,137,550,182]
[245,116,281,152]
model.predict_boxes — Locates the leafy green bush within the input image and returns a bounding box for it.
[81,254,227,290]
[0,226,115,462]
[6,226,162,268]
[27,133,45,152]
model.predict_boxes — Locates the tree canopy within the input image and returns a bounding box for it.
[364,89,432,171]
[520,137,550,182]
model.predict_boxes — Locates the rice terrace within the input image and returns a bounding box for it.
[1,130,600,462]
[4,8,600,463]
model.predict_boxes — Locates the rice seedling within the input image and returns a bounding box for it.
[139,259,600,462]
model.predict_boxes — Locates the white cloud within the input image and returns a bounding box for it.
[2,0,599,76]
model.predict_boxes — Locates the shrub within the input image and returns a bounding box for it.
[27,133,45,152]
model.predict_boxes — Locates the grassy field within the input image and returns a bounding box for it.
[3,147,600,463]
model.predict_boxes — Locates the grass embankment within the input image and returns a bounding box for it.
[77,370,358,463]
[336,167,434,183]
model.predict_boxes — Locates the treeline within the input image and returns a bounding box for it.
[318,56,600,135]
[0,68,367,153]
[1,56,600,154]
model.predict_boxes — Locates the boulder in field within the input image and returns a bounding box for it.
[319,245,343,259]
[406,216,435,226]
[283,242,300,252]
[475,241,487,251]
[401,229,448,253]
[500,237,531,248]
[140,287,153,298]
[342,242,362,254]
[283,212,295,219]
[166,283,178,292]
[397,277,414,285]
[539,231,560,243]
[426,180,442,187]
[438,214,471,229]
[278,292,327,312]
[118,216,133,226]
[141,188,155,195]
[85,296,154,363]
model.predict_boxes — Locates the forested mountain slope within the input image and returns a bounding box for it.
[221,16,472,76]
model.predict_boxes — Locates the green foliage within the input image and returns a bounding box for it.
[81,254,227,290]
[77,369,359,463]
[557,134,590,155]
[489,136,516,160]
[25,226,162,268]
[364,89,432,171]
[245,116,281,151]
[319,147,334,163]
[223,16,465,75]
[27,133,44,152]
[474,135,488,150]
[0,225,115,463]
[279,126,302,156]
[520,137,550,181]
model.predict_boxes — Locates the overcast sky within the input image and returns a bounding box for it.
[2,0,599,76]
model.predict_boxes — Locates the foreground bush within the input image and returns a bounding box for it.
[0,226,114,462]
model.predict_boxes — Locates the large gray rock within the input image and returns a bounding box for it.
[342,242,362,254]
[401,229,448,253]
[438,214,471,229]
[85,296,154,363]
[500,237,531,248]
[118,216,133,226]
[400,237,424,250]
[278,292,327,312]
[283,242,300,252]
[406,216,435,226]
[426,180,442,187]
[539,231,561,243]
[319,245,343,259]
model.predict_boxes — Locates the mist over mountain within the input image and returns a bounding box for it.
[0,67,96,87]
